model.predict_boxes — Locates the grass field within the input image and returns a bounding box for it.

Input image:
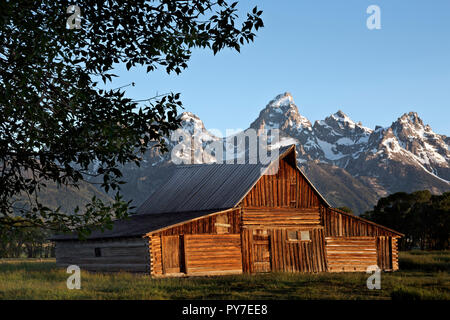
[0,250,448,300]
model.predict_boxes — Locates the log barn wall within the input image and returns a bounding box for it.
[148,235,162,275]
[183,234,242,276]
[148,209,241,276]
[321,207,400,272]
[377,236,399,271]
[55,237,149,273]
[242,207,321,227]
[325,237,378,272]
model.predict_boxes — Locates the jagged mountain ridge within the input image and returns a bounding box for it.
[117,92,449,214]
[251,93,449,173]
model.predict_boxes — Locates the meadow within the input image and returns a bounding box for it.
[0,250,448,300]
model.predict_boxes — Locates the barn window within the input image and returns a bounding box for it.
[288,231,298,240]
[300,231,310,241]
[94,248,102,257]
[254,229,267,236]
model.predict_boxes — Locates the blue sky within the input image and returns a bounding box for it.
[110,0,450,136]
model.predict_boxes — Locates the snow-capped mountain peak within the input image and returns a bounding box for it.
[328,110,373,134]
[267,92,295,110]
[311,109,373,165]
[250,92,313,133]
[179,112,209,135]
[331,110,356,128]
[386,112,450,171]
[399,111,422,125]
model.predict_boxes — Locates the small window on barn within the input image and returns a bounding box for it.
[94,248,102,257]
[300,231,310,241]
[288,231,298,240]
[253,229,267,236]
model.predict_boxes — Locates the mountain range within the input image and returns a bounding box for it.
[115,92,450,214]
[37,92,450,215]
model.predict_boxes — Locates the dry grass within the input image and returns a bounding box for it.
[0,251,448,300]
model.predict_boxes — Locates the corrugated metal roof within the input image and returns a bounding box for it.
[136,145,294,215]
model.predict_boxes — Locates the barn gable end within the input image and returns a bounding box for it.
[240,155,325,209]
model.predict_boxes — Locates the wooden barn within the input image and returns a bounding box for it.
[52,145,403,276]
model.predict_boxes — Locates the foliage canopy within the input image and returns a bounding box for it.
[0,0,263,237]
[362,191,450,250]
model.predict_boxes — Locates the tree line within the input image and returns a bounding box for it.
[362,190,450,250]
[0,220,55,258]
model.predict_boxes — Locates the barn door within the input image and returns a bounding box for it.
[161,235,184,274]
[252,230,271,272]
